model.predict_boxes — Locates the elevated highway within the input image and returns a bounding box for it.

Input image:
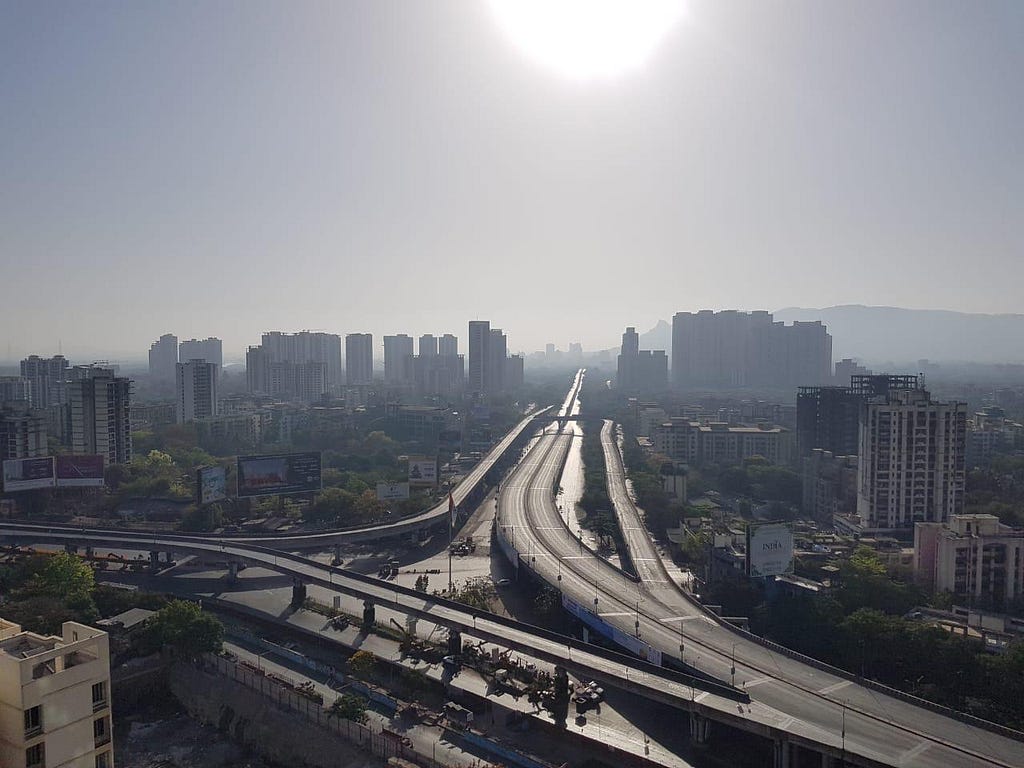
[493,371,1024,768]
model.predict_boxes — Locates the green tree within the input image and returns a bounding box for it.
[28,552,94,602]
[140,600,223,659]
[348,650,376,676]
[329,693,368,724]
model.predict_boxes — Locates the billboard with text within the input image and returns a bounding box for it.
[746,522,795,577]
[376,482,410,501]
[407,456,437,487]
[237,452,322,498]
[55,455,105,487]
[3,457,56,492]
[197,465,227,505]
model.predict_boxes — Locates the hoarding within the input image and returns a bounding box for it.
[746,522,795,577]
[407,456,437,487]
[2,457,56,492]
[197,465,227,505]
[376,482,410,501]
[236,452,322,498]
[55,455,105,487]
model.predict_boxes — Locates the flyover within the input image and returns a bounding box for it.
[493,371,1024,768]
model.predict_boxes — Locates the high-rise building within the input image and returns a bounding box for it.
[0,618,114,768]
[438,334,458,357]
[504,354,525,391]
[796,375,920,457]
[857,387,966,531]
[487,328,507,396]
[178,338,223,372]
[468,321,490,395]
[147,334,178,382]
[616,327,668,393]
[175,360,219,423]
[345,333,374,386]
[419,334,438,358]
[671,310,831,390]
[19,355,69,410]
[0,403,48,462]
[0,377,31,405]
[69,367,132,465]
[383,335,415,386]
[259,331,342,390]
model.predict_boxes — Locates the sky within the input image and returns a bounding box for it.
[2,1,1021,363]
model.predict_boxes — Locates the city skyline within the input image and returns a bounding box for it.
[2,2,1021,359]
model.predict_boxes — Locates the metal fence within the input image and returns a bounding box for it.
[197,654,483,768]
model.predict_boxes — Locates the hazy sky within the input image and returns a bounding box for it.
[2,1,1021,362]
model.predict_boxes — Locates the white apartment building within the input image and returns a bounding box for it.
[383,335,414,386]
[857,388,966,531]
[345,333,374,386]
[0,619,113,768]
[651,419,793,465]
[69,368,132,465]
[915,515,1024,605]
[178,338,222,371]
[175,360,219,424]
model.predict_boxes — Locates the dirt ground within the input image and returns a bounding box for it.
[115,697,277,768]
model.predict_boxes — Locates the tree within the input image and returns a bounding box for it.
[348,650,376,676]
[29,552,94,602]
[140,600,223,659]
[329,693,368,724]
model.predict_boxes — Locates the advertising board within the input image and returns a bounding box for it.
[376,482,410,501]
[197,465,228,505]
[55,455,105,487]
[407,456,437,487]
[746,521,795,577]
[236,452,322,498]
[2,457,56,492]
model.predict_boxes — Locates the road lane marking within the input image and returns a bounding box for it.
[744,675,774,688]
[598,612,632,618]
[818,680,853,695]
[900,741,932,765]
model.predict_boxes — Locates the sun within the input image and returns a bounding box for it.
[488,0,685,81]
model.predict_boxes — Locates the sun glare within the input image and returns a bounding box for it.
[489,0,685,80]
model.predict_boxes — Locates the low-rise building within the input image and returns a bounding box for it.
[652,419,793,465]
[915,514,1024,607]
[0,619,113,768]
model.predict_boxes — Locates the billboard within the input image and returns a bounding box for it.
[197,465,227,505]
[2,457,55,492]
[407,456,437,487]
[376,482,410,501]
[55,455,105,488]
[746,522,795,578]
[236,452,322,498]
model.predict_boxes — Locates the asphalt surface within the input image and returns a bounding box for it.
[492,370,1024,768]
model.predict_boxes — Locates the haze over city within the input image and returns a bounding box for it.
[3,1,1022,361]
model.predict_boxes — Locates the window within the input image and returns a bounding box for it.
[91,681,107,711]
[93,716,110,747]
[25,743,44,768]
[95,752,111,768]
[24,706,42,737]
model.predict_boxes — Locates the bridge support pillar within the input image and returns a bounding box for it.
[290,578,307,607]
[772,738,791,768]
[64,542,78,554]
[362,599,376,628]
[447,630,462,656]
[85,546,94,559]
[332,545,342,566]
[551,666,570,728]
[819,753,836,768]
[689,713,710,744]
[227,561,239,582]
[149,551,160,572]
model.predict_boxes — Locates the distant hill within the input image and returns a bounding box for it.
[619,307,1024,365]
[775,306,1024,364]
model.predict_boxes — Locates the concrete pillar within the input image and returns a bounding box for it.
[64,543,78,554]
[447,629,462,655]
[227,561,239,582]
[332,545,342,566]
[362,599,376,628]
[773,739,791,768]
[290,578,307,607]
[85,546,94,559]
[149,551,160,572]
[406,616,418,636]
[689,713,711,744]
[820,752,836,768]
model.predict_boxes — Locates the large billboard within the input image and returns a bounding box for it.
[376,482,410,501]
[746,522,795,578]
[407,456,437,487]
[55,455,105,488]
[197,465,227,505]
[236,452,322,498]
[2,457,56,492]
